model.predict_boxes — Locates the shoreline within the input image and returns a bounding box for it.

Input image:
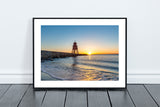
[41,71,62,80]
[41,50,87,61]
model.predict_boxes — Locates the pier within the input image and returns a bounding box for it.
[41,50,87,61]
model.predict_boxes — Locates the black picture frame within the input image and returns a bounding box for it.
[33,17,127,89]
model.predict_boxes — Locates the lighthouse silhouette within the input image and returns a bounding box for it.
[72,41,79,55]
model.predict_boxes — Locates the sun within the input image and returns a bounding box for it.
[88,52,92,55]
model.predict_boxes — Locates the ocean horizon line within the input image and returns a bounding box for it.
[41,50,118,55]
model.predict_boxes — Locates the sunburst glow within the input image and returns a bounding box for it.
[88,52,92,55]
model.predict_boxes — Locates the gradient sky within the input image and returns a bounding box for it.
[41,25,119,54]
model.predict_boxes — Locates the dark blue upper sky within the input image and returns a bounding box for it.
[41,25,119,54]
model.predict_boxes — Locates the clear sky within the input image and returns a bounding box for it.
[41,25,119,54]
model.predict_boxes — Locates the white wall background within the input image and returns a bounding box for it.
[0,0,160,83]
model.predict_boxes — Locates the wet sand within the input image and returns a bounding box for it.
[41,72,59,80]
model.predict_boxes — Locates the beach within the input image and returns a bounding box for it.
[41,54,119,81]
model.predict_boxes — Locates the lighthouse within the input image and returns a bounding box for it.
[72,41,79,54]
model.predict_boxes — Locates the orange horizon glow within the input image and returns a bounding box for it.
[42,42,118,55]
[41,49,119,55]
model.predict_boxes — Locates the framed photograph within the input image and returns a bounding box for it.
[33,18,127,88]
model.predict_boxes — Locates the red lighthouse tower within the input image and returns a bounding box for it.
[72,41,79,54]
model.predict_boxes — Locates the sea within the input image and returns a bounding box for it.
[41,54,119,81]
